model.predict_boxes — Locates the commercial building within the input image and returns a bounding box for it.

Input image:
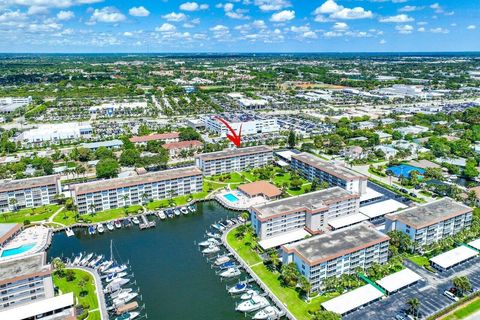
[0,97,32,113]
[251,187,360,242]
[0,175,60,213]
[237,181,281,201]
[291,152,368,195]
[195,145,273,176]
[162,140,203,158]
[17,123,93,145]
[282,222,390,291]
[385,198,473,246]
[203,114,278,137]
[129,132,180,145]
[81,139,123,151]
[73,167,203,214]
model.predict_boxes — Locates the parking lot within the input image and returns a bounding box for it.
[343,257,480,320]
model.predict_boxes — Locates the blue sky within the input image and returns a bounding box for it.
[0,0,478,52]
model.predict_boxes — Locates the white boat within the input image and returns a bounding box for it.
[97,223,105,234]
[105,272,128,283]
[88,255,103,268]
[240,290,258,300]
[113,292,138,307]
[188,205,195,213]
[207,232,222,239]
[252,306,281,320]
[98,260,114,272]
[106,222,115,231]
[236,295,269,313]
[132,217,140,225]
[180,207,189,215]
[202,245,220,254]
[72,253,83,265]
[115,220,122,229]
[105,278,130,292]
[65,228,75,237]
[219,268,241,278]
[158,211,166,220]
[80,253,94,266]
[115,312,140,320]
[174,209,181,216]
[109,288,133,299]
[211,223,225,231]
[105,264,128,274]
[198,238,220,247]
[214,256,230,266]
[228,282,248,294]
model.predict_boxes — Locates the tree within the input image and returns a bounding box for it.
[77,147,93,162]
[312,310,341,320]
[392,131,402,140]
[464,158,479,180]
[96,158,119,179]
[288,130,296,148]
[299,276,311,296]
[120,149,141,167]
[280,263,300,287]
[178,127,201,141]
[95,146,114,160]
[407,298,420,317]
[8,198,18,211]
[387,230,413,253]
[453,276,472,296]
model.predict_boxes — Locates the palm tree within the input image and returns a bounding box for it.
[453,276,472,297]
[9,198,18,212]
[141,192,149,204]
[88,203,96,215]
[122,194,130,208]
[407,298,420,318]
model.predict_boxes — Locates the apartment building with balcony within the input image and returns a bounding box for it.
[282,222,390,291]
[250,187,360,245]
[195,145,273,176]
[291,152,368,195]
[73,167,203,214]
[385,198,473,246]
[0,175,60,213]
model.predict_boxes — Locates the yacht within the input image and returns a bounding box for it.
[228,282,248,294]
[235,295,269,313]
[105,264,128,274]
[158,211,166,220]
[219,268,241,278]
[105,278,130,292]
[109,288,133,300]
[188,205,196,213]
[132,216,140,225]
[198,238,220,247]
[240,290,258,300]
[115,220,122,229]
[214,256,230,266]
[123,219,132,227]
[88,225,96,235]
[113,292,138,307]
[106,222,115,231]
[88,255,103,268]
[166,209,174,218]
[174,209,181,216]
[252,306,281,320]
[105,272,128,283]
[207,232,222,239]
[115,312,140,320]
[79,253,94,266]
[202,245,220,254]
[98,260,114,272]
[219,261,237,270]
[97,223,105,234]
[211,223,225,231]
[180,207,189,215]
[72,253,83,265]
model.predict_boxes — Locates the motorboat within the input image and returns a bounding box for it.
[105,264,128,274]
[105,278,130,292]
[211,223,225,231]
[80,253,94,266]
[65,228,75,237]
[180,207,189,215]
[105,272,128,283]
[72,253,83,265]
[123,219,132,227]
[228,282,249,294]
[98,260,114,272]
[252,306,281,320]
[115,312,140,320]
[132,217,140,225]
[107,222,115,231]
[214,256,230,266]
[238,216,246,223]
[158,211,166,220]
[115,220,122,229]
[97,223,105,234]
[166,209,174,218]
[188,205,195,213]
[88,225,96,235]
[240,290,258,300]
[198,238,220,247]
[219,268,241,278]
[174,209,181,216]
[113,292,138,307]
[109,288,133,300]
[235,296,269,313]
[202,245,220,254]
[207,232,221,239]
[219,261,237,270]
[88,255,103,268]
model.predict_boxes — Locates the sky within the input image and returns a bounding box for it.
[0,0,478,53]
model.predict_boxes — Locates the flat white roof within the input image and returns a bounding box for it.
[276,150,297,161]
[360,199,409,219]
[0,292,74,320]
[360,187,383,202]
[376,268,422,293]
[321,284,384,315]
[328,213,369,229]
[258,229,310,250]
[430,246,478,269]
[468,238,480,251]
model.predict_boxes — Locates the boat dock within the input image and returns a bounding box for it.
[139,214,156,229]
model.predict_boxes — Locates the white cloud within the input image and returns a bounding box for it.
[254,0,291,12]
[332,22,348,31]
[314,0,372,21]
[314,0,342,15]
[399,6,420,13]
[129,6,150,17]
[123,31,133,36]
[180,2,209,11]
[430,3,443,13]
[270,10,295,22]
[155,23,176,32]
[210,24,230,40]
[89,7,126,24]
[27,6,48,15]
[395,24,413,34]
[57,10,74,20]
[210,24,228,32]
[162,12,187,22]
[0,0,103,9]
[290,25,317,39]
[417,27,425,32]
[379,14,414,23]
[379,39,386,44]
[430,27,449,33]
[467,24,476,30]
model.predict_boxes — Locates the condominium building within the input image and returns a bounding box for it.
[250,187,360,241]
[195,145,273,176]
[73,167,203,214]
[291,152,368,195]
[282,222,390,292]
[203,114,278,137]
[385,198,473,246]
[0,175,60,213]
[0,252,75,319]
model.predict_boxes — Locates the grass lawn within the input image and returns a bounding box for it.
[226,227,262,266]
[53,268,99,311]
[286,184,311,197]
[242,170,259,182]
[408,255,430,267]
[146,191,208,210]
[0,204,61,224]
[209,172,246,184]
[444,298,480,320]
[87,310,101,320]
[54,205,142,226]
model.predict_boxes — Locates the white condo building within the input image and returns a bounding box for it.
[291,152,368,195]
[195,145,273,176]
[73,167,203,214]
[385,198,473,246]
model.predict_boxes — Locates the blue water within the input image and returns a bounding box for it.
[387,164,425,178]
[223,193,239,203]
[1,243,36,257]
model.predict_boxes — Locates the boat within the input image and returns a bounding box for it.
[188,205,195,213]
[88,225,96,235]
[219,268,241,278]
[109,288,133,299]
[97,223,105,234]
[115,220,122,229]
[65,228,74,237]
[105,264,128,274]
[228,282,248,294]
[240,290,258,300]
[235,296,269,313]
[214,256,230,266]
[105,278,130,292]
[219,261,237,270]
[98,260,114,272]
[198,238,219,247]
[115,312,140,320]
[174,209,181,216]
[211,223,225,231]
[80,253,94,266]
[158,211,166,220]
[238,216,246,223]
[123,219,132,227]
[180,207,189,215]
[202,245,220,254]
[252,306,281,320]
[113,292,138,307]
[107,222,115,231]
[105,272,128,283]
[72,253,83,265]
[207,232,222,239]
[165,209,174,218]
[88,255,103,267]
[132,217,140,225]
[115,301,139,315]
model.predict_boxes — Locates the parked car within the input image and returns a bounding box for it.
[443,290,459,301]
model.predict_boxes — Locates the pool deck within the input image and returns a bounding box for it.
[215,190,268,211]
[0,226,52,261]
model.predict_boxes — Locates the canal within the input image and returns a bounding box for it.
[48,201,247,320]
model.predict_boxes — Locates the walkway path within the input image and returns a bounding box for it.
[48,206,65,223]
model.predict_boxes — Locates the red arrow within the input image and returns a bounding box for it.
[214,116,242,147]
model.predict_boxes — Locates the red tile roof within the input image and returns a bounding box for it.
[162,140,203,150]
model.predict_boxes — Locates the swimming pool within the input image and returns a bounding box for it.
[223,193,239,203]
[387,164,425,178]
[1,243,36,257]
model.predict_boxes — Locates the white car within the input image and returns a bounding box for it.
[443,290,459,301]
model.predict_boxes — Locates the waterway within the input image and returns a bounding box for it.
[48,201,247,320]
